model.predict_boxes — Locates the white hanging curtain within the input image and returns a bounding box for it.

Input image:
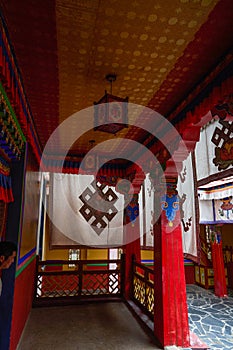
[48,173,124,248]
[144,174,154,247]
[139,174,154,248]
[199,199,214,222]
[177,152,197,258]
[195,119,233,181]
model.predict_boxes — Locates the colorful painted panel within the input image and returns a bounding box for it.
[0,156,14,203]
[200,267,205,286]
[195,266,200,283]
[215,198,233,222]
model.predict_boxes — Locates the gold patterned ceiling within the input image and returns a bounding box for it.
[0,0,232,157]
[56,0,218,154]
[56,0,217,117]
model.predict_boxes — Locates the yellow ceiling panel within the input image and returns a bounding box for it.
[55,0,218,153]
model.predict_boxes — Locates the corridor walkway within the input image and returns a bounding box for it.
[17,302,160,350]
[17,286,233,350]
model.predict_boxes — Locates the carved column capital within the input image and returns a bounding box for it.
[125,164,146,195]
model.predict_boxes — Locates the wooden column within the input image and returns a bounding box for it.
[153,176,190,348]
[123,193,141,299]
[122,166,145,299]
[212,237,227,297]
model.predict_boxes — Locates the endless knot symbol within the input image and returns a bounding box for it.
[211,120,233,170]
[211,120,233,147]
[79,180,118,235]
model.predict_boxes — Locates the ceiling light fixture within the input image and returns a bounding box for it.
[94,73,128,134]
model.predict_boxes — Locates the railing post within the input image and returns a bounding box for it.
[33,255,39,301]
[144,268,149,310]
[130,254,136,299]
[120,253,126,298]
[78,260,83,297]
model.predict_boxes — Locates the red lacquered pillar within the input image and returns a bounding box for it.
[153,176,190,348]
[212,240,227,297]
[123,193,141,299]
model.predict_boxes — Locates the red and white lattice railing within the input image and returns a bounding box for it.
[34,255,125,306]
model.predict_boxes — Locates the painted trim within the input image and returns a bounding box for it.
[0,82,26,141]
[212,199,216,222]
[199,183,233,193]
[197,168,233,187]
[15,254,36,277]
[200,220,233,224]
[39,263,63,267]
[17,247,36,266]
[141,260,153,265]
[86,263,108,267]
[0,16,41,163]
[184,260,194,266]
[17,145,27,266]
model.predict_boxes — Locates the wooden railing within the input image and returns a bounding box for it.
[223,246,233,263]
[223,246,233,289]
[199,235,212,266]
[132,258,154,320]
[34,255,125,306]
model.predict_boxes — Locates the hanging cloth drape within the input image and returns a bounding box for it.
[198,182,233,200]
[177,152,197,258]
[49,173,124,247]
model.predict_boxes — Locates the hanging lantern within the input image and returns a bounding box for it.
[94,74,128,134]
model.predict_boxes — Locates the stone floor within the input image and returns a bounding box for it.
[187,285,233,350]
[17,302,161,350]
[17,286,233,350]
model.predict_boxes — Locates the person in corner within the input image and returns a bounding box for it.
[0,241,17,296]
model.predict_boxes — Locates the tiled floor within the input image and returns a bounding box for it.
[187,285,233,350]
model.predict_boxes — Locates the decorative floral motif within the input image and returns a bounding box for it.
[161,187,179,227]
[0,86,25,160]
[126,194,139,226]
[0,22,40,163]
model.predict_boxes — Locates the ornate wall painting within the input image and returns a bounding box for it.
[215,197,233,222]
[161,191,179,227]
